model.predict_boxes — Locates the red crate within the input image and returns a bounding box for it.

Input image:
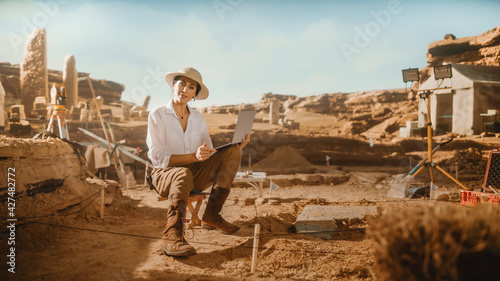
[460,190,500,206]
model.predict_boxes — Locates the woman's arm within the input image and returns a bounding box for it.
[169,142,216,166]
[146,111,172,169]
[168,153,197,166]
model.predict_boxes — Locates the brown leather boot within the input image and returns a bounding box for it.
[160,201,196,257]
[201,187,240,234]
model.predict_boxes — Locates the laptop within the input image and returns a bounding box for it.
[215,110,256,150]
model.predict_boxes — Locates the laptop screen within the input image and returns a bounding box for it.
[215,110,256,150]
[231,111,256,144]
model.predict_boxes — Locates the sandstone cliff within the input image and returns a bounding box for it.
[427,25,500,66]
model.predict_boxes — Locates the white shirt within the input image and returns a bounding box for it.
[146,100,213,169]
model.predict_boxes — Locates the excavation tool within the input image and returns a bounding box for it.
[84,76,129,188]
[46,83,70,139]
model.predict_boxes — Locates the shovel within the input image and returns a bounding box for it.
[388,138,453,198]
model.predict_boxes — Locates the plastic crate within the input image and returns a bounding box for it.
[460,190,500,206]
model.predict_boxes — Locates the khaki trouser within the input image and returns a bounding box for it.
[151,145,242,202]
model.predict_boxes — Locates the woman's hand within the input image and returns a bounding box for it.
[236,134,251,150]
[196,142,216,162]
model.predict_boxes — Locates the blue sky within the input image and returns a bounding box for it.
[1,0,499,109]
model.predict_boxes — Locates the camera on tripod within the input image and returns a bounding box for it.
[50,83,67,107]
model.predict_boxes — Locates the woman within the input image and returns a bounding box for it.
[146,67,250,257]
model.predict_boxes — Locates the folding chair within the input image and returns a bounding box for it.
[146,169,208,228]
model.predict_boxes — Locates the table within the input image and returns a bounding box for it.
[480,112,500,133]
[233,172,267,197]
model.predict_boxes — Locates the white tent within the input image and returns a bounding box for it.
[418,63,500,135]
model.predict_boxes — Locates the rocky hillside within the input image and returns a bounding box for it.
[201,89,418,137]
[0,62,125,107]
[427,25,500,67]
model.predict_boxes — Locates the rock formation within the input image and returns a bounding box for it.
[0,62,124,108]
[202,90,418,137]
[427,25,500,66]
[63,54,78,108]
[78,77,124,103]
[20,28,48,116]
[270,99,279,124]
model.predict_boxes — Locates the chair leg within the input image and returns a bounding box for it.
[186,194,206,228]
[159,194,207,229]
[186,202,200,228]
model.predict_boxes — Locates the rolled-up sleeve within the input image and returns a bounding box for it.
[146,110,172,169]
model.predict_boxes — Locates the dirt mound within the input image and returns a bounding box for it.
[442,147,488,175]
[368,204,500,281]
[253,146,312,170]
[0,136,123,251]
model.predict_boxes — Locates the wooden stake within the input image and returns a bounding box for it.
[251,223,261,273]
[268,187,271,205]
[107,123,131,192]
[125,174,129,196]
[249,153,251,170]
[144,161,149,187]
[100,187,104,219]
[106,121,126,176]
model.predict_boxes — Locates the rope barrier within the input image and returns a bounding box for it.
[7,219,369,255]
[0,176,466,257]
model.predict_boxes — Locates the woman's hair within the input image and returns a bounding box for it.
[173,75,201,97]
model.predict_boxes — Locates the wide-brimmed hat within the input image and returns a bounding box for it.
[165,67,209,100]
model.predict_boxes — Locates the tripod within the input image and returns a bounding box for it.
[46,105,69,139]
[408,90,469,190]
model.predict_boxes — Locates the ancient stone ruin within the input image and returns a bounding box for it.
[63,54,78,109]
[20,28,48,116]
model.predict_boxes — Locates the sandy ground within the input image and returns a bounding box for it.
[5,166,460,281]
[2,111,496,281]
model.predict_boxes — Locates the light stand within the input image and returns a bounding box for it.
[401,67,469,190]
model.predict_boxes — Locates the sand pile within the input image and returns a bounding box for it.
[253,146,312,171]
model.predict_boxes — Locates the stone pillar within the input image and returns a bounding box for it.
[20,28,48,116]
[142,95,151,109]
[269,99,280,125]
[63,54,78,109]
[122,104,131,120]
